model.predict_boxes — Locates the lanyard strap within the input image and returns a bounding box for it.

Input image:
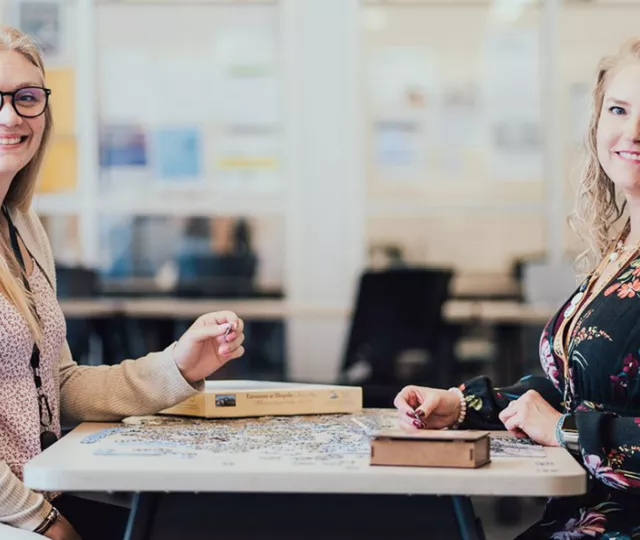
[553,220,639,411]
[1,205,52,429]
[554,223,628,362]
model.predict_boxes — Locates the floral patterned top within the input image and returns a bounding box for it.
[459,254,640,540]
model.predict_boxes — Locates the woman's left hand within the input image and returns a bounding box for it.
[172,310,245,384]
[498,390,563,447]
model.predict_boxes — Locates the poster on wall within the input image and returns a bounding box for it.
[46,69,75,136]
[209,30,281,192]
[211,30,279,129]
[38,138,76,194]
[438,86,481,177]
[100,124,148,168]
[373,117,428,182]
[367,46,438,184]
[98,123,150,193]
[100,49,154,123]
[11,0,68,64]
[18,0,60,54]
[368,46,439,112]
[148,51,217,124]
[482,28,543,182]
[212,126,280,192]
[152,126,203,184]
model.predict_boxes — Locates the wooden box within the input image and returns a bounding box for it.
[370,429,491,468]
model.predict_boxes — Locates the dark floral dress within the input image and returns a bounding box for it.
[458,256,640,539]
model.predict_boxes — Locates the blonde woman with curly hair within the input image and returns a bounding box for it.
[0,26,247,540]
[395,38,640,538]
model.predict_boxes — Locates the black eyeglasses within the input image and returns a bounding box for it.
[0,86,51,119]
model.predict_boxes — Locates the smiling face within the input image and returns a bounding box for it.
[596,62,640,197]
[0,49,46,188]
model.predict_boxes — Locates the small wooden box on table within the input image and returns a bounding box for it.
[371,429,491,468]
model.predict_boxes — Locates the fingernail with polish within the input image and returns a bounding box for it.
[415,409,425,418]
[413,419,423,429]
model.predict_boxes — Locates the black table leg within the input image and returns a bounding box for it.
[120,492,485,540]
[124,493,159,540]
[452,496,485,540]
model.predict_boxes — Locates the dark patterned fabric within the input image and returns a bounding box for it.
[458,255,640,539]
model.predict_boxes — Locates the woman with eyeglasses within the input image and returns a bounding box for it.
[0,27,246,540]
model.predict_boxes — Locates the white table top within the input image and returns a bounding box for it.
[24,410,585,498]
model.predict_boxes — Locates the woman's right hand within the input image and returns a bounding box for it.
[42,513,82,540]
[393,385,461,430]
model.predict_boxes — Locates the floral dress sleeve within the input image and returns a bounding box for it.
[574,400,640,491]
[457,374,564,430]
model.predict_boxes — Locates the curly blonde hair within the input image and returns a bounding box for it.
[569,38,640,277]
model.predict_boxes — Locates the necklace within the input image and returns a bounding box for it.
[609,239,640,262]
[553,219,640,412]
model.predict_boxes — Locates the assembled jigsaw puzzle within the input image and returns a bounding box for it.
[80,409,545,469]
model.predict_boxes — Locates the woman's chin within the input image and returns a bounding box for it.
[0,156,29,179]
[610,175,640,197]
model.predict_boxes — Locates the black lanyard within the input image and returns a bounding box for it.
[2,206,57,450]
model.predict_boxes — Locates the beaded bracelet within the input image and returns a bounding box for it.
[448,387,467,429]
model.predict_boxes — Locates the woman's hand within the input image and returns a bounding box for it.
[498,390,562,446]
[42,512,81,539]
[393,385,461,430]
[173,310,245,384]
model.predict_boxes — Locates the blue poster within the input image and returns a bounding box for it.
[153,127,202,180]
[99,124,148,168]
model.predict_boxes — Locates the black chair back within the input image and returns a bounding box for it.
[340,267,454,404]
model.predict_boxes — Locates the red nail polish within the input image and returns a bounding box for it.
[415,409,425,418]
[413,419,423,429]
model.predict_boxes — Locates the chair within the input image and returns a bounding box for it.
[175,252,257,298]
[339,267,455,407]
[55,266,98,298]
[56,265,125,367]
[55,265,99,365]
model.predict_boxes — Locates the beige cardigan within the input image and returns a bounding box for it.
[2,206,203,531]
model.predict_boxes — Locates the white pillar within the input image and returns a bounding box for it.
[76,0,99,267]
[281,0,365,382]
[542,0,564,265]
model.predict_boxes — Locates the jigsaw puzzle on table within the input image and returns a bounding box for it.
[81,410,397,468]
[80,409,544,468]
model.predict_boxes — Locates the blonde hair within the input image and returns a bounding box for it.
[0,26,54,344]
[569,38,640,277]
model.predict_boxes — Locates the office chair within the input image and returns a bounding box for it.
[55,265,97,364]
[56,265,98,298]
[339,267,456,407]
[56,265,126,367]
[175,252,257,298]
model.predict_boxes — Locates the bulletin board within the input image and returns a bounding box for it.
[361,1,546,274]
[362,2,545,206]
[95,2,282,202]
